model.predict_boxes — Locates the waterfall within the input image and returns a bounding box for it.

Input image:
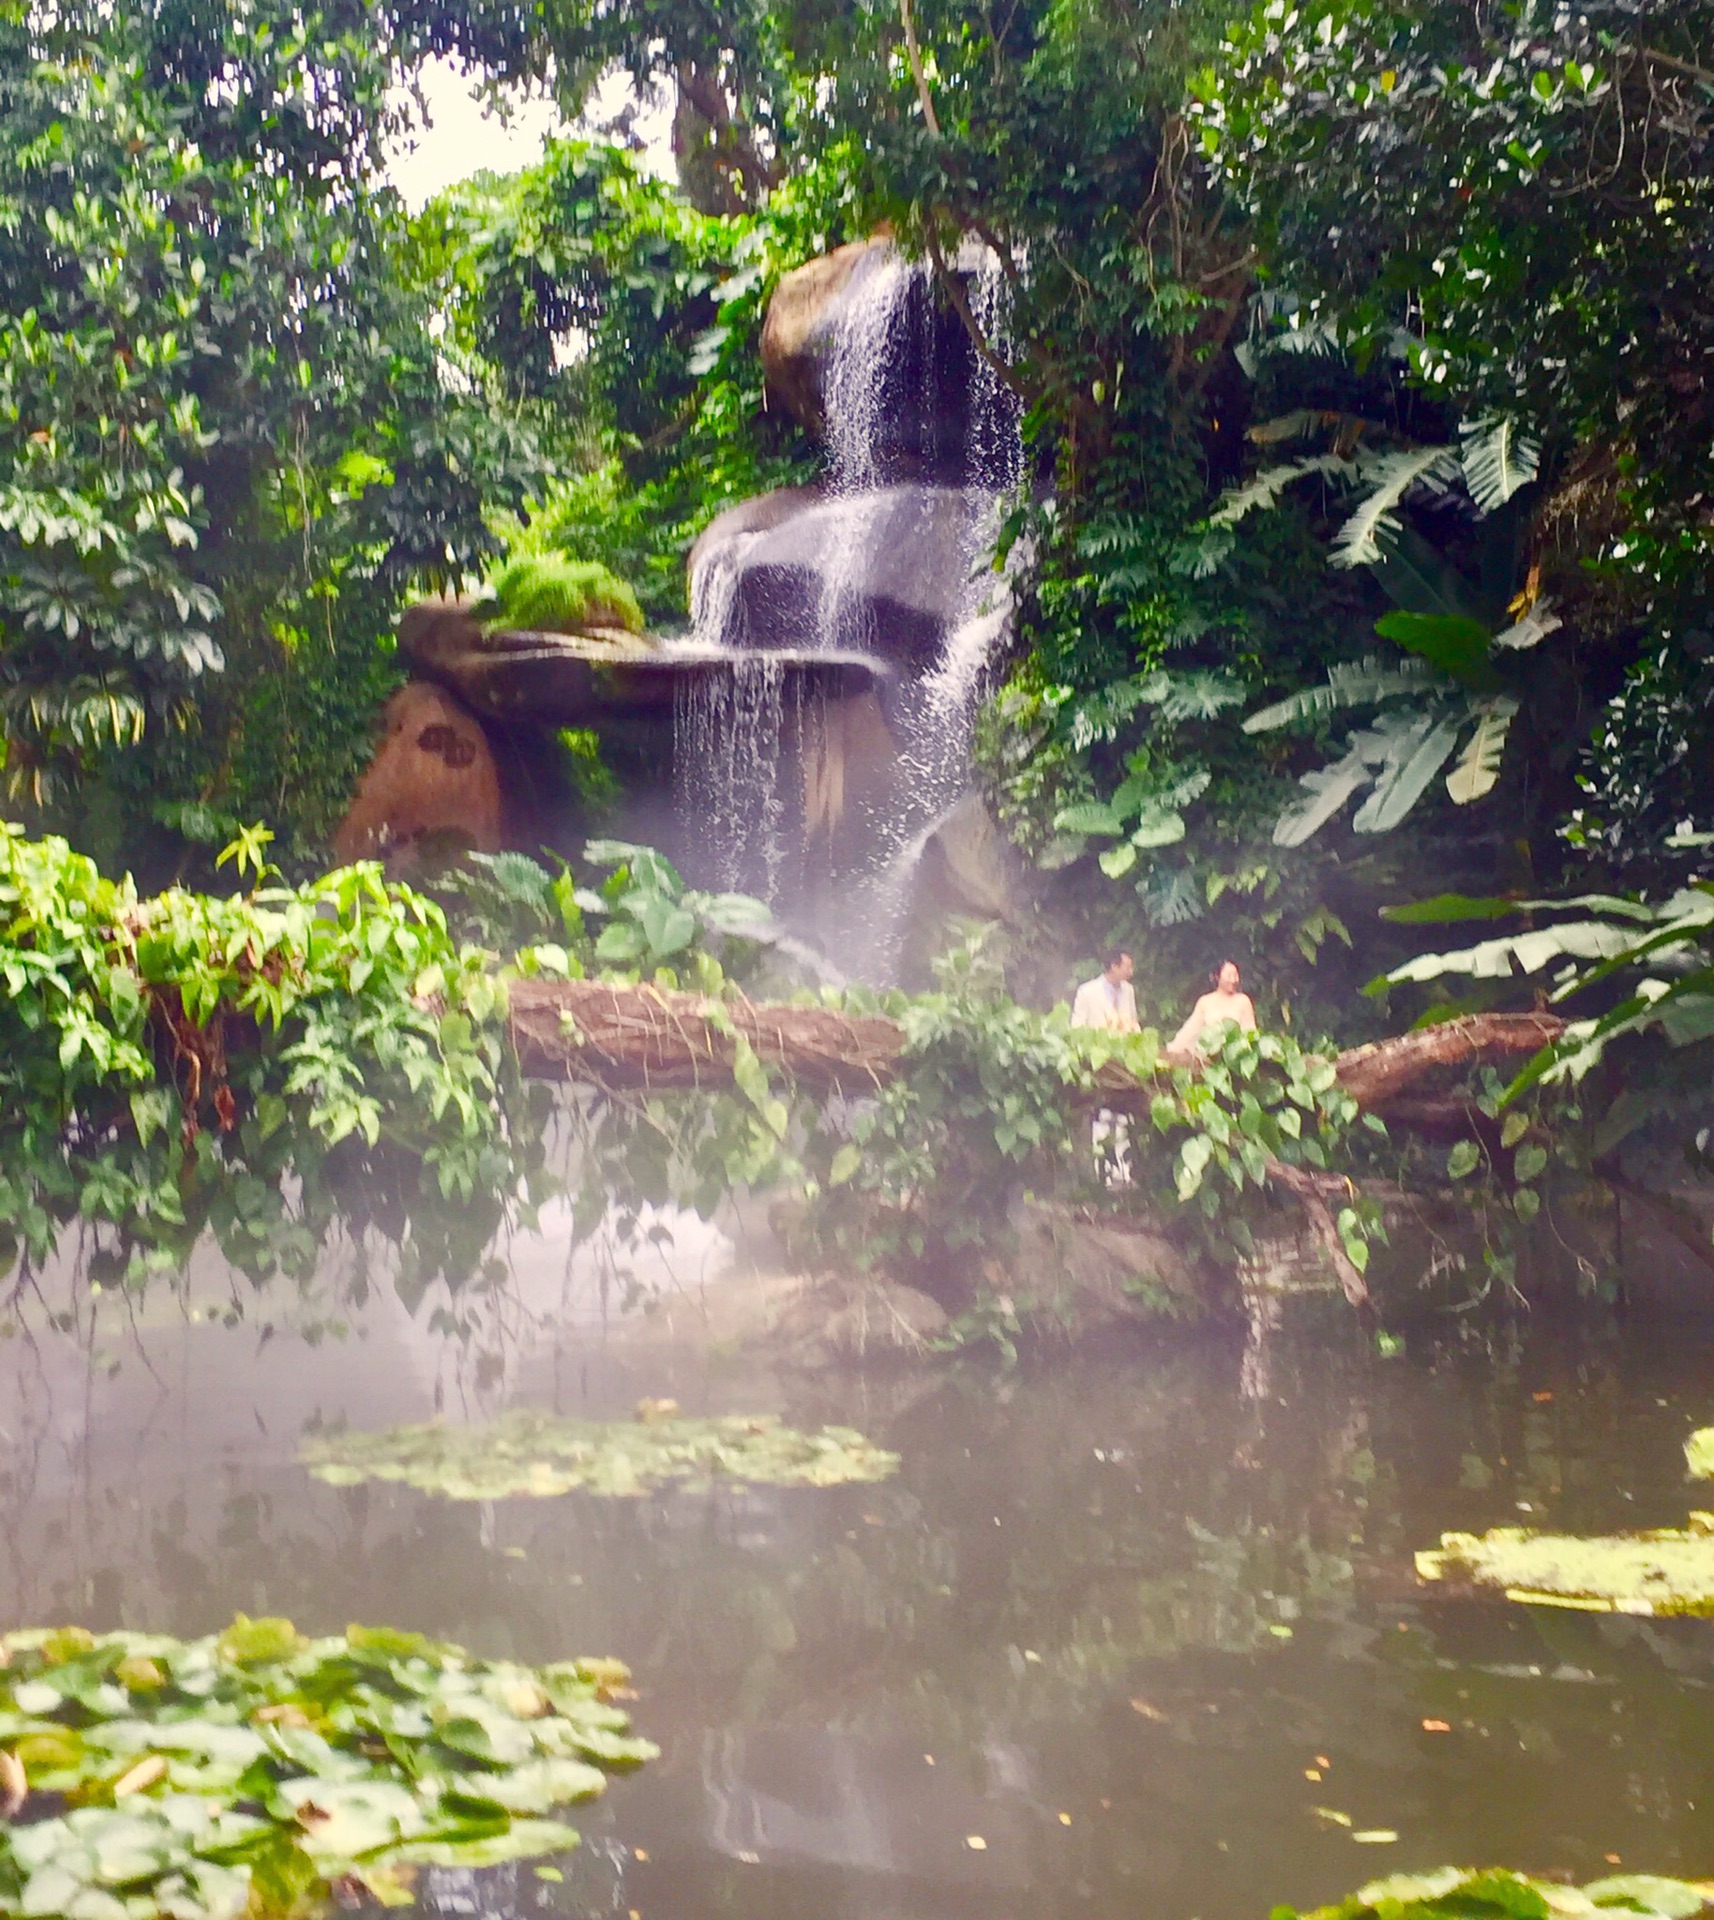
[821,251,916,493]
[674,239,1023,975]
[674,655,802,903]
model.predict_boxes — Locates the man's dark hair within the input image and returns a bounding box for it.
[1104,948,1131,971]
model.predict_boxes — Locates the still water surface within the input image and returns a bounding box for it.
[4,1274,1714,1920]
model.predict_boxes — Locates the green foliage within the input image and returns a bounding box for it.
[579,839,778,978]
[1383,885,1714,1098]
[0,1618,654,1914]
[301,1408,898,1499]
[1196,0,1714,575]
[0,823,545,1298]
[481,554,644,636]
[0,0,537,860]
[417,135,815,622]
[802,932,1381,1296]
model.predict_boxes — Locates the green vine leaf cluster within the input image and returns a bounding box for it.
[0,824,545,1300]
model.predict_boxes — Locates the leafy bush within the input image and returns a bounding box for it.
[0,823,546,1298]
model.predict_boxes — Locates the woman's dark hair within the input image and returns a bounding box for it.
[1211,959,1242,987]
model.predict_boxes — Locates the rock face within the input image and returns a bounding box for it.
[759,239,879,428]
[760,236,994,481]
[398,594,880,727]
[333,682,503,870]
[688,483,1003,662]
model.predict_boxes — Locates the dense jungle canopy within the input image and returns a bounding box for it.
[0,0,1710,1302]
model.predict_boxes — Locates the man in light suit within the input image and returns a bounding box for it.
[1071,949,1138,1183]
[1071,949,1139,1034]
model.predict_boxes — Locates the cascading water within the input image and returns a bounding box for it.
[674,240,1024,976]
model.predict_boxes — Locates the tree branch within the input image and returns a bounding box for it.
[923,226,1035,404]
[898,0,942,136]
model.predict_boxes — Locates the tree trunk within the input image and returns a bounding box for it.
[508,979,1564,1117]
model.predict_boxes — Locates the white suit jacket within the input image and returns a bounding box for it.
[1071,976,1139,1033]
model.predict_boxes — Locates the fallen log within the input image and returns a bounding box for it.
[508,982,1566,1320]
[1332,1012,1567,1110]
[507,979,1565,1118]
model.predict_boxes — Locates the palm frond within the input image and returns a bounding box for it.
[1329,445,1459,569]
[1460,416,1541,515]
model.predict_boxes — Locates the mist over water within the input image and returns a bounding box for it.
[10,1273,1714,1920]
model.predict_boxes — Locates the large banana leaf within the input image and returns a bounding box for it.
[1444,695,1518,804]
[1353,709,1464,832]
[1374,611,1499,690]
[1330,445,1460,568]
[1271,744,1374,847]
[1385,921,1649,984]
[1208,453,1350,529]
[1243,655,1442,732]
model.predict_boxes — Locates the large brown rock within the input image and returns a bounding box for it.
[760,237,886,429]
[333,682,503,870]
[760,234,991,479]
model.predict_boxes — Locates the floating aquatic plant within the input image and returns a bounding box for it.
[1277,1866,1714,1920]
[0,1617,655,1918]
[1416,1520,1714,1615]
[1684,1429,1714,1480]
[299,1407,900,1501]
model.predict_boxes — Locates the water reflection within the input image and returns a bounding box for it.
[3,1282,1714,1920]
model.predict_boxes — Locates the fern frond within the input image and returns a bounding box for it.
[1329,445,1459,569]
[1459,416,1541,515]
[1134,669,1248,723]
[1444,695,1519,805]
[1242,655,1443,733]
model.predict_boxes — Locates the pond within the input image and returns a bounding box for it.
[5,1255,1714,1920]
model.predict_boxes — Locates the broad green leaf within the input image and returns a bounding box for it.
[1374,611,1498,690]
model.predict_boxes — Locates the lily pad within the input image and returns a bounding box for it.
[1584,1878,1714,1919]
[1416,1523,1714,1615]
[298,1407,899,1502]
[1277,1868,1714,1920]
[0,1621,653,1919]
